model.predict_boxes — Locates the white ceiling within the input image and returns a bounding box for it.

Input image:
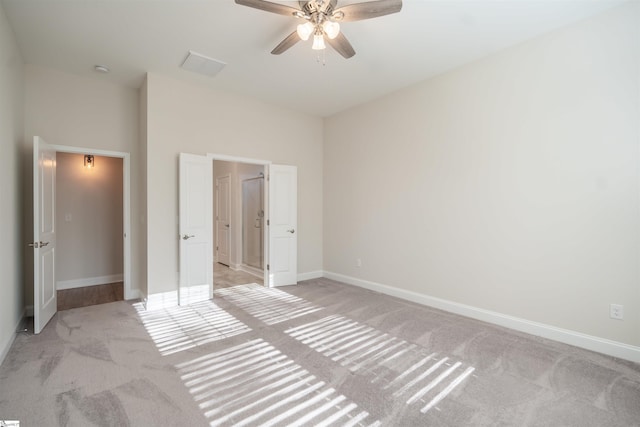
[1,0,626,117]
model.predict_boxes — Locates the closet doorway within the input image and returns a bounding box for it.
[55,153,124,310]
[32,138,132,333]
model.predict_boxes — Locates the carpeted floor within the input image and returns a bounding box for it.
[1,278,639,426]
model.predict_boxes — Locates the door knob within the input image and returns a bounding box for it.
[287,229,295,234]
[40,241,49,247]
[225,224,230,228]
[182,234,195,240]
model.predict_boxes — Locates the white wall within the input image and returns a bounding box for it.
[24,65,141,302]
[324,3,640,348]
[146,73,323,295]
[55,153,123,287]
[0,2,24,363]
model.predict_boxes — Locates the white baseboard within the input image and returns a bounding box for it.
[238,264,264,279]
[57,274,124,290]
[0,308,26,366]
[145,290,179,311]
[298,270,323,282]
[323,271,640,364]
[0,329,17,367]
[126,289,142,301]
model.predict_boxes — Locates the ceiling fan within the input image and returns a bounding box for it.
[235,0,403,58]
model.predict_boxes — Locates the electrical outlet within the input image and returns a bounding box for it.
[356,258,362,268]
[610,304,624,320]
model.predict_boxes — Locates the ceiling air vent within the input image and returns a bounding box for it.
[181,51,226,77]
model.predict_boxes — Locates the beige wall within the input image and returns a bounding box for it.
[24,65,141,302]
[55,153,123,284]
[324,4,640,346]
[0,2,24,362]
[146,73,323,295]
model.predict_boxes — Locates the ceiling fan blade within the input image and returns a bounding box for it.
[335,0,402,22]
[326,33,356,59]
[235,0,300,17]
[271,31,301,55]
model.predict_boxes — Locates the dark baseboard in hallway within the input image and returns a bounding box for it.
[57,282,124,311]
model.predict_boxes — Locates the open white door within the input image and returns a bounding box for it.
[268,165,297,286]
[179,153,213,305]
[33,136,57,334]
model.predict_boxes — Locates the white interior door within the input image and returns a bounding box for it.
[33,136,57,334]
[179,153,213,305]
[268,164,297,286]
[215,175,230,266]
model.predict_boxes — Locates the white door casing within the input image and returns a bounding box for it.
[216,175,231,266]
[268,165,297,286]
[179,153,213,305]
[33,136,57,334]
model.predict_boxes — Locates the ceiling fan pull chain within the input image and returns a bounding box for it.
[316,49,326,66]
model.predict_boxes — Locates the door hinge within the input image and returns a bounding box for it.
[267,219,270,226]
[267,264,270,271]
[216,246,218,251]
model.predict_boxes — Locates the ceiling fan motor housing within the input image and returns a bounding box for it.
[301,0,338,17]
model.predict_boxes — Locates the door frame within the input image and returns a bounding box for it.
[208,153,270,287]
[50,144,133,299]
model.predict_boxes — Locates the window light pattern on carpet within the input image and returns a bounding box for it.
[135,301,250,355]
[286,314,475,414]
[177,338,380,427]
[214,284,323,325]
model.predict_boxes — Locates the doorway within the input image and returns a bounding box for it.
[213,160,265,288]
[178,152,297,304]
[33,139,132,333]
[55,152,124,310]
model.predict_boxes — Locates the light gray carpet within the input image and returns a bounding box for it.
[1,278,639,426]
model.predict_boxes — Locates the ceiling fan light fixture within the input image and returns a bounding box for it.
[234,0,403,59]
[297,22,314,41]
[322,20,340,39]
[312,33,326,50]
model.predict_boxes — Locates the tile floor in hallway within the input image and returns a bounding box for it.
[213,262,263,289]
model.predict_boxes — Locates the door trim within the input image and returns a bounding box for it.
[49,144,133,300]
